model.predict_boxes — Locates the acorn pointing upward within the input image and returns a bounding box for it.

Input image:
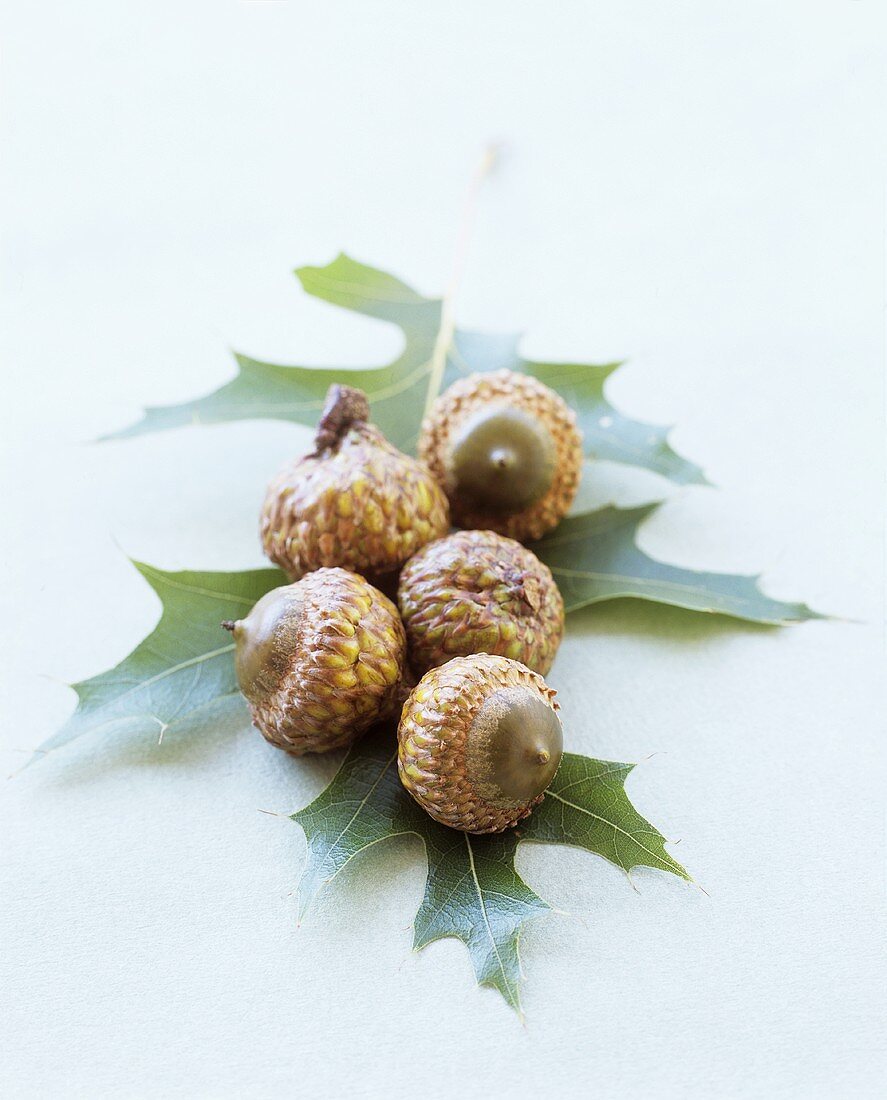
[419,369,583,542]
[449,405,557,514]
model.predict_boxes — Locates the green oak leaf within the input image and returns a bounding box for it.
[521,754,690,881]
[104,253,706,485]
[532,504,822,623]
[291,726,688,1014]
[30,561,284,764]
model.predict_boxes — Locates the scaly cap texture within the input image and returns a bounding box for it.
[262,385,450,580]
[230,568,406,755]
[418,369,583,542]
[398,654,562,833]
[398,529,564,676]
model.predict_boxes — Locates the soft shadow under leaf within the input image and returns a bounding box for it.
[290,725,688,1014]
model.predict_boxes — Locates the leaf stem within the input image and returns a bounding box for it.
[422,143,499,420]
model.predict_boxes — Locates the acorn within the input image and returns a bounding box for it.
[223,568,406,755]
[398,529,564,677]
[398,654,563,834]
[262,384,450,581]
[418,369,583,542]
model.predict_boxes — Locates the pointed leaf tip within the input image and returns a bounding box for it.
[534,504,820,626]
[31,563,279,763]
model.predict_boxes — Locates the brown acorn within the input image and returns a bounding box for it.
[418,369,583,542]
[398,529,564,677]
[261,385,450,581]
[223,568,406,755]
[398,654,563,834]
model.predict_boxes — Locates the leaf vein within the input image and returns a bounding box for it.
[464,834,517,1008]
[546,791,676,872]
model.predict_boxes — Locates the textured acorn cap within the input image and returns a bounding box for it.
[261,384,450,581]
[398,529,564,677]
[397,654,563,834]
[418,369,583,542]
[224,568,406,755]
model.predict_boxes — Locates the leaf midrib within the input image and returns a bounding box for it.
[464,833,518,1009]
[310,752,399,869]
[82,643,236,716]
[548,564,761,607]
[139,566,261,608]
[546,790,681,875]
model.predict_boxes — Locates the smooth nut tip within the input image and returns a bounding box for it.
[490,447,515,470]
[448,406,556,514]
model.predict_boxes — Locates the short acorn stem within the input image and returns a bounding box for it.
[313,384,370,452]
[535,750,551,765]
[221,620,237,633]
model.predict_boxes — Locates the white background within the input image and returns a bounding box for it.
[1,2,885,1097]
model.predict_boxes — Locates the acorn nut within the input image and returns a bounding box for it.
[223,568,406,755]
[418,369,583,542]
[262,384,450,581]
[398,654,563,833]
[398,529,564,676]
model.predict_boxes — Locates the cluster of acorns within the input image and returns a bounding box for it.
[223,370,583,834]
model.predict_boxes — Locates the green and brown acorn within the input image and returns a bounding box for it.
[223,568,406,755]
[418,369,583,542]
[398,654,564,834]
[261,384,450,581]
[398,529,564,677]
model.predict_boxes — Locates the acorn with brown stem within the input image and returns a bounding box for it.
[261,384,450,582]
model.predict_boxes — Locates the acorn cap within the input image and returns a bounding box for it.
[397,654,563,833]
[261,384,450,581]
[398,529,564,676]
[225,568,406,755]
[418,369,583,542]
